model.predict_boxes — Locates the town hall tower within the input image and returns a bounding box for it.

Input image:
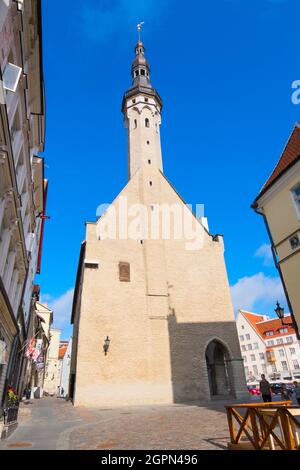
[70,37,247,407]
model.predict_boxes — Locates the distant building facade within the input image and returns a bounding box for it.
[0,0,47,414]
[58,338,72,398]
[43,329,61,396]
[252,124,300,337]
[23,299,52,399]
[237,310,300,383]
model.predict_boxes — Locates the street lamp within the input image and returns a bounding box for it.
[103,336,111,356]
[274,301,294,327]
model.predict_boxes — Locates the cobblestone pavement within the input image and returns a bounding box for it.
[0,397,247,450]
[67,402,231,450]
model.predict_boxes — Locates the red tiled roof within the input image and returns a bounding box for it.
[242,311,265,337]
[255,124,300,201]
[256,316,294,340]
[58,344,68,359]
[242,311,295,340]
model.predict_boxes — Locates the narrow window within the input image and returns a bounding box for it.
[132,99,136,104]
[134,119,137,129]
[145,118,150,128]
[2,61,22,92]
[135,70,139,77]
[119,262,130,282]
[141,69,145,76]
[145,97,148,102]
[291,183,300,218]
[149,181,152,186]
[148,160,151,164]
[84,261,99,269]
[147,141,149,145]
[290,235,299,249]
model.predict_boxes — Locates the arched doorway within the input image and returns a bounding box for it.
[205,340,233,397]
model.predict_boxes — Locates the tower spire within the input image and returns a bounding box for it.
[131,38,151,89]
[122,36,163,179]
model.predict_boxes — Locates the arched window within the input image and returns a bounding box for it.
[145,118,150,128]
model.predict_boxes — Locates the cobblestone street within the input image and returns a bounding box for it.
[0,397,242,450]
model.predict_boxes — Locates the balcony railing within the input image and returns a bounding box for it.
[266,350,276,363]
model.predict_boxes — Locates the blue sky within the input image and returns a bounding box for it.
[38,0,299,339]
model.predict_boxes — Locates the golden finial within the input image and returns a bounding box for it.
[137,22,145,42]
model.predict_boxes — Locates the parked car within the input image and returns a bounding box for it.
[247,385,260,396]
[270,383,282,395]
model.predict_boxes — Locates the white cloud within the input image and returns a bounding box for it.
[40,293,53,303]
[230,272,286,313]
[46,288,74,331]
[254,243,273,266]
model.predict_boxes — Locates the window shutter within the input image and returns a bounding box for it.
[119,262,130,282]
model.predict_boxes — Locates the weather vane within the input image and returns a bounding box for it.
[137,22,145,42]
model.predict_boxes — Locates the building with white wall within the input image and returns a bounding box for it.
[58,338,72,398]
[43,329,61,396]
[23,299,52,399]
[236,310,300,383]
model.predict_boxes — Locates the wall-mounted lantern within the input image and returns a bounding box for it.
[274,301,294,327]
[103,336,111,356]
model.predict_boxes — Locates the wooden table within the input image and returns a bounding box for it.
[225,401,300,450]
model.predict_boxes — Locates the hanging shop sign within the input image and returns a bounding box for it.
[35,354,44,370]
[25,337,35,358]
[25,337,41,362]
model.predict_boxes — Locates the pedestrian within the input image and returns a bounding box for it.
[259,374,272,402]
[293,381,300,405]
[25,385,31,400]
[281,383,292,401]
[61,387,64,396]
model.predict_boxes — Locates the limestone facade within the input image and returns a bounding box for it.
[71,39,247,407]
